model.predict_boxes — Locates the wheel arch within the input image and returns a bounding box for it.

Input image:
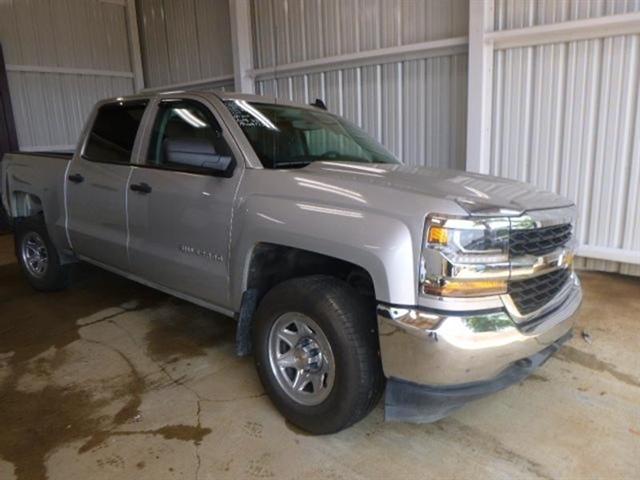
[9,191,44,218]
[234,242,378,356]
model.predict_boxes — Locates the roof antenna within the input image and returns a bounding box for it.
[310,99,327,110]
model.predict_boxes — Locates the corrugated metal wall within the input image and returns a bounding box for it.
[0,0,137,150]
[491,0,640,275]
[251,0,469,168]
[2,0,636,273]
[494,0,640,30]
[136,0,234,89]
[252,0,468,68]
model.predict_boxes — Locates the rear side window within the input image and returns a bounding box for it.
[83,101,148,164]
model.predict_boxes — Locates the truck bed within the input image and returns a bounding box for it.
[1,151,74,245]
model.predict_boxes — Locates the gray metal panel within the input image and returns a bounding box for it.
[491,33,640,275]
[136,0,172,87]
[164,0,201,84]
[0,0,137,150]
[7,72,134,150]
[494,0,640,31]
[251,0,468,68]
[255,53,468,169]
[250,0,468,169]
[196,0,234,79]
[0,0,132,71]
[136,0,234,88]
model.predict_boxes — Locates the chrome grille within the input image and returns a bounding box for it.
[509,223,572,256]
[509,268,571,315]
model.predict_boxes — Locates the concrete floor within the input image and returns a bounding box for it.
[0,234,638,480]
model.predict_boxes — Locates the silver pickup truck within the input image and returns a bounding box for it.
[1,91,582,433]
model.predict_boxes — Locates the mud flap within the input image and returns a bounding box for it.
[235,288,259,356]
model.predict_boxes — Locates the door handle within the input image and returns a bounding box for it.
[130,182,152,194]
[68,173,84,183]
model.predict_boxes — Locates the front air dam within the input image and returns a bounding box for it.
[384,331,572,423]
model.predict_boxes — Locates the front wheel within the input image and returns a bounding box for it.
[253,275,384,434]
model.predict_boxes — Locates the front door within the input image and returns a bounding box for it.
[127,98,242,307]
[66,100,148,271]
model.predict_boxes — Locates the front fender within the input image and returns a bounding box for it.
[229,195,417,309]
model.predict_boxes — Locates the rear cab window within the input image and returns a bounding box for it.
[83,100,148,164]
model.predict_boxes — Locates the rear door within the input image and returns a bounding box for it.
[66,100,148,271]
[127,97,242,307]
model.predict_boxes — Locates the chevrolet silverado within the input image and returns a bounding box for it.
[1,91,582,433]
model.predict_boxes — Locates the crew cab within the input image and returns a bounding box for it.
[1,91,582,433]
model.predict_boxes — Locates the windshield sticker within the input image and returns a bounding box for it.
[225,101,268,128]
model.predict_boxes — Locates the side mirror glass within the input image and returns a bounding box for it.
[164,137,236,178]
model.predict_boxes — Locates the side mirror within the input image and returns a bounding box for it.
[164,137,236,178]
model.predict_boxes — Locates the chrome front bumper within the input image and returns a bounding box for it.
[377,274,582,387]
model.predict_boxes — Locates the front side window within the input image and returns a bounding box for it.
[146,100,232,173]
[84,101,148,164]
[223,100,399,169]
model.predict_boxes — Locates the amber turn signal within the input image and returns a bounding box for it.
[422,279,507,297]
[427,226,449,245]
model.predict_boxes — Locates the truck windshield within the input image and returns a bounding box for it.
[223,100,399,169]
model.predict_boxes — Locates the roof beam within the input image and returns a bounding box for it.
[5,65,134,78]
[229,0,255,93]
[487,11,640,50]
[248,37,468,81]
[465,0,494,174]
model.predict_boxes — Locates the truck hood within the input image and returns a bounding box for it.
[300,162,573,216]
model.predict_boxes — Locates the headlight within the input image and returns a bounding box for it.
[419,215,510,297]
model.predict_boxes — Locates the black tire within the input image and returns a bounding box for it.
[253,275,384,434]
[15,216,70,291]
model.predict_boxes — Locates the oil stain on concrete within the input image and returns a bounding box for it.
[0,257,214,480]
[144,301,235,363]
[0,361,108,480]
[556,345,640,388]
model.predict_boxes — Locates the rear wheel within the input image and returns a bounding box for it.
[253,275,383,434]
[15,217,70,291]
